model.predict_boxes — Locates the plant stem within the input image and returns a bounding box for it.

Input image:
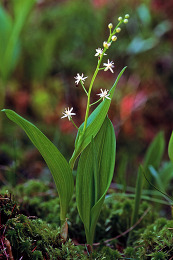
[90,97,102,107]
[80,80,88,96]
[70,118,79,130]
[82,20,123,134]
[83,50,106,133]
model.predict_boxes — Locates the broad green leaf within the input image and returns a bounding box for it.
[143,131,165,188]
[168,131,173,163]
[2,109,74,221]
[76,117,116,245]
[70,66,126,168]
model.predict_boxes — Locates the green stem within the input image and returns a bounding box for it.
[82,21,124,133]
[70,118,79,130]
[83,49,106,133]
[90,97,102,107]
[80,80,88,96]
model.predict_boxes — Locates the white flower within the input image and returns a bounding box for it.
[103,59,114,73]
[95,48,107,57]
[97,89,111,100]
[103,41,111,49]
[74,73,88,85]
[61,107,76,121]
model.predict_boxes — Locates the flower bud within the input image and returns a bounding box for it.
[125,14,130,19]
[116,27,121,33]
[108,23,113,29]
[124,19,128,24]
[111,35,117,41]
[118,16,123,21]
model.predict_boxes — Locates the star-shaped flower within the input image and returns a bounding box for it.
[74,73,88,85]
[103,59,114,73]
[95,48,107,57]
[97,89,111,100]
[61,107,76,121]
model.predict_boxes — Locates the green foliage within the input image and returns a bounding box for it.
[5,214,84,260]
[92,247,121,260]
[124,246,137,258]
[168,131,173,163]
[76,117,116,245]
[143,131,165,188]
[1,180,156,246]
[0,193,19,225]
[70,67,126,168]
[2,109,74,222]
[134,218,173,259]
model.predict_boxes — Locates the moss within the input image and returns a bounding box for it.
[132,218,173,259]
[1,180,156,246]
[151,252,166,260]
[0,193,19,225]
[124,246,137,258]
[5,214,85,259]
[91,246,122,260]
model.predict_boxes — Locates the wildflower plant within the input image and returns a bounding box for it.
[2,14,129,247]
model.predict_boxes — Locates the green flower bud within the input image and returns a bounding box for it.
[108,23,113,29]
[111,35,117,41]
[124,19,128,24]
[118,16,123,21]
[116,27,121,33]
[125,14,130,19]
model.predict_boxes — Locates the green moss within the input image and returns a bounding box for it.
[91,246,122,260]
[124,246,137,258]
[151,252,166,260]
[132,218,173,259]
[1,180,156,246]
[0,193,19,225]
[5,214,85,259]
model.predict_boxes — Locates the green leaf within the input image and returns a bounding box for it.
[2,109,74,221]
[159,162,173,190]
[143,131,165,188]
[70,66,126,168]
[149,166,165,192]
[168,131,173,163]
[76,117,116,245]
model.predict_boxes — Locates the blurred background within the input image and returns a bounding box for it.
[0,0,173,189]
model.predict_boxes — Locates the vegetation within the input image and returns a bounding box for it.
[1,0,173,258]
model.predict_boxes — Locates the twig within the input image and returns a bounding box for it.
[93,207,150,246]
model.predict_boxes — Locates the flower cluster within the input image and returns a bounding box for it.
[61,14,129,122]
